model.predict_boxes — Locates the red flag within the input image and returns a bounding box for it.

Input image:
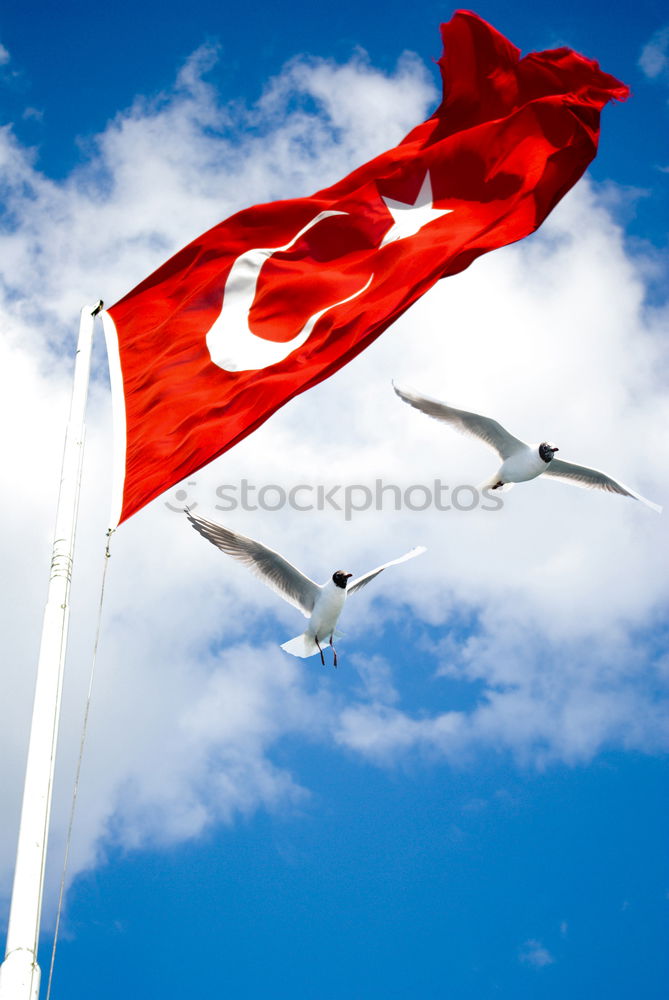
[104,10,628,524]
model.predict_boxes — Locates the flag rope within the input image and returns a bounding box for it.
[44,528,114,1000]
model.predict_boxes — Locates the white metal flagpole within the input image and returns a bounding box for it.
[0,301,103,1000]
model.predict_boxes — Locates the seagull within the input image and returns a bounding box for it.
[393,383,661,512]
[186,509,426,666]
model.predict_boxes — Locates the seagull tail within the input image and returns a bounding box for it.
[280,632,322,658]
[479,477,514,494]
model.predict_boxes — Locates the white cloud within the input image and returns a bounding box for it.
[639,26,669,80]
[0,42,9,67]
[519,939,555,968]
[0,38,667,920]
[22,107,43,123]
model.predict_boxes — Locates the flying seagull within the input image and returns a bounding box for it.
[393,383,661,512]
[186,509,426,666]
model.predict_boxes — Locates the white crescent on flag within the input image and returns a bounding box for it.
[206,210,372,372]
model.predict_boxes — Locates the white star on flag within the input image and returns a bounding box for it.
[380,171,453,247]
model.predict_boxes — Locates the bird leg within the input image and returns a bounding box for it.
[329,635,338,669]
[492,481,504,490]
[315,637,325,666]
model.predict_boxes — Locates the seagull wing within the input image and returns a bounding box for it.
[348,546,427,596]
[544,460,662,513]
[186,511,321,615]
[393,383,524,459]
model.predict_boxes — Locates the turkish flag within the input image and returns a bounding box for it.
[103,10,628,524]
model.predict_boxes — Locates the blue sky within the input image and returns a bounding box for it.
[0,2,668,999]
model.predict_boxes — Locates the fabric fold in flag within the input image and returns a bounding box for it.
[103,9,628,525]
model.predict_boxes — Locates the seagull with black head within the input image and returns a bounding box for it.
[393,383,661,511]
[186,509,426,667]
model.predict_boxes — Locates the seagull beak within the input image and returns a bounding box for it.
[345,573,353,578]
[552,447,559,453]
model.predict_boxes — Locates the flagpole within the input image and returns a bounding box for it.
[0,301,103,1000]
